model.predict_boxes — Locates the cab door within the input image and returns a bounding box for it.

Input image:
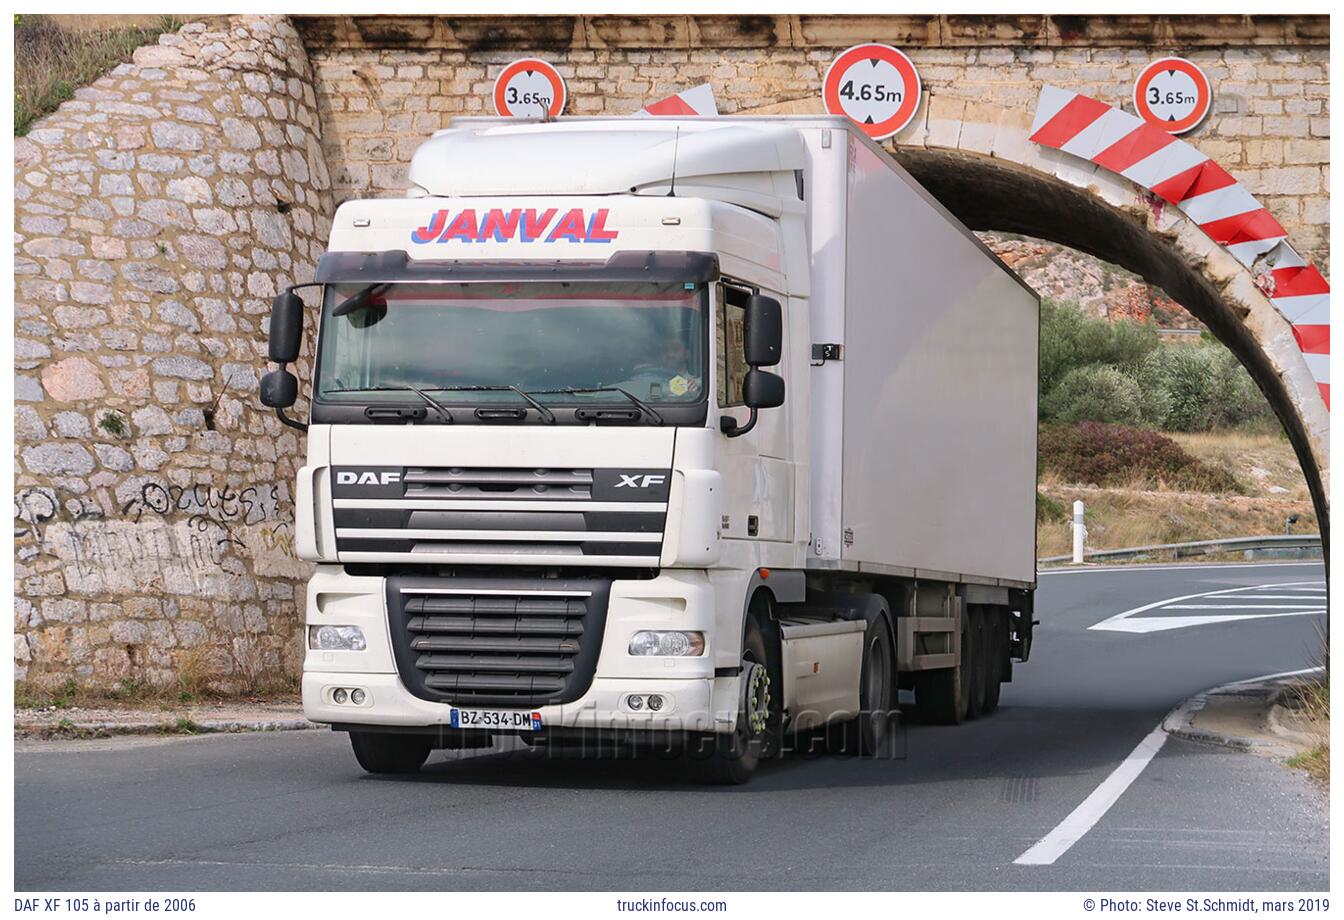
[714,278,794,546]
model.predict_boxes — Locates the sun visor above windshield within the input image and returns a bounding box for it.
[314,250,721,286]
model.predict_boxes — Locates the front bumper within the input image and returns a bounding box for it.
[302,565,739,734]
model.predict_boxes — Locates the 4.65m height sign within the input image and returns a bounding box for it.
[823,43,922,140]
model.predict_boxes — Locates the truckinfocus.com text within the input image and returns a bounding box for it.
[616,898,730,912]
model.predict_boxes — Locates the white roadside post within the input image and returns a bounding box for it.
[1072,500,1087,564]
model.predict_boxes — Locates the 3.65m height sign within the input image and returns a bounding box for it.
[493,58,567,119]
[823,43,922,140]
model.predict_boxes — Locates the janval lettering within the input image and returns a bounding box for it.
[410,208,620,245]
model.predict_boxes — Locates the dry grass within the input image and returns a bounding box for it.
[1171,428,1311,502]
[1037,485,1317,558]
[1038,426,1316,558]
[1285,679,1329,785]
[14,14,181,136]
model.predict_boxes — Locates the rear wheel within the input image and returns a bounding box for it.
[982,608,1005,714]
[349,731,433,774]
[966,606,987,721]
[858,614,897,757]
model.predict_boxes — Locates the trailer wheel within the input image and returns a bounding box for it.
[982,608,1005,714]
[349,731,433,774]
[913,606,971,725]
[967,606,988,721]
[693,617,772,785]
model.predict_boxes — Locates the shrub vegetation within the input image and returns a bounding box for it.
[1037,299,1275,434]
[1038,421,1244,493]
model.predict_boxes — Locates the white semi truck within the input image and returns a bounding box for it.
[260,116,1039,784]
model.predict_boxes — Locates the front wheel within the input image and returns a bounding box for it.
[693,618,774,785]
[349,731,433,774]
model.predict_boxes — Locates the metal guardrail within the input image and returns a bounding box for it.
[1040,534,1323,565]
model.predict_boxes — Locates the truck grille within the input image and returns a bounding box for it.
[332,466,669,566]
[386,576,611,708]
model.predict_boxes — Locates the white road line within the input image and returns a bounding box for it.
[1014,665,1325,868]
[1162,604,1325,610]
[1014,726,1168,866]
[1090,581,1326,633]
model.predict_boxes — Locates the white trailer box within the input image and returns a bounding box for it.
[799,123,1039,586]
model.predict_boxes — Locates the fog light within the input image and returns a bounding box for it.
[309,625,366,651]
[627,694,644,711]
[628,630,705,657]
[646,694,664,712]
[350,689,366,705]
[332,688,348,704]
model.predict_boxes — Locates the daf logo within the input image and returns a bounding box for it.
[336,470,401,486]
[615,474,667,489]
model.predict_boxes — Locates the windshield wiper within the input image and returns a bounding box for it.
[330,283,391,317]
[540,387,664,426]
[323,385,454,423]
[435,385,557,424]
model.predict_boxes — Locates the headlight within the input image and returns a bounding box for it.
[309,625,366,651]
[628,630,705,657]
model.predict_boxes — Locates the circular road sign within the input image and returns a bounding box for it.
[823,43,922,141]
[1133,57,1212,135]
[492,58,566,119]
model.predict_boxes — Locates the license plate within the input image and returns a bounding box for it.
[449,708,543,731]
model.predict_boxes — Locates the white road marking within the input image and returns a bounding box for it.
[1089,581,1327,633]
[1162,604,1325,610]
[1015,665,1325,868]
[1014,726,1168,866]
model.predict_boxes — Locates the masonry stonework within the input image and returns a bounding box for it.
[301,15,1328,274]
[11,14,1330,691]
[13,15,331,690]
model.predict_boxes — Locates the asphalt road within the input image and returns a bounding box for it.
[15,562,1328,891]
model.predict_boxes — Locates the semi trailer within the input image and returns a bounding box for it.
[260,115,1040,784]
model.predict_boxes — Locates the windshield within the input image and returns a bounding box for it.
[315,280,708,407]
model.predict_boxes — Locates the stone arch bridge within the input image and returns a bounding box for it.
[11,13,1328,689]
[297,13,1330,533]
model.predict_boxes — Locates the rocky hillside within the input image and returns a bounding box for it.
[979,232,1203,330]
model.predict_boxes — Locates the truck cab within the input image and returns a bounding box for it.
[261,117,1037,784]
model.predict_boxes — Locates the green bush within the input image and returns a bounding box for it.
[1039,422,1244,492]
[1040,299,1275,433]
[1039,298,1160,393]
[1040,364,1142,425]
[1036,491,1068,525]
[1207,348,1275,429]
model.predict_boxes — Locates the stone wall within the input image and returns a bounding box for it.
[298,14,1329,275]
[13,15,332,691]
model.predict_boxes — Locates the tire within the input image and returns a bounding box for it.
[858,614,897,757]
[694,616,774,785]
[967,606,987,721]
[982,608,1004,715]
[914,604,970,725]
[349,731,433,774]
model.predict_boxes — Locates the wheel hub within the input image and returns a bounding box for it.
[740,661,771,736]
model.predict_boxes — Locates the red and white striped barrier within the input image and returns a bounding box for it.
[1030,85,1329,409]
[637,83,718,117]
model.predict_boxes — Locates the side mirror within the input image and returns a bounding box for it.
[268,291,304,364]
[260,369,298,409]
[743,295,782,367]
[743,369,785,410]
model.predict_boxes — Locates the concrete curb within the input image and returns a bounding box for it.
[1161,669,1324,755]
[16,716,320,739]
